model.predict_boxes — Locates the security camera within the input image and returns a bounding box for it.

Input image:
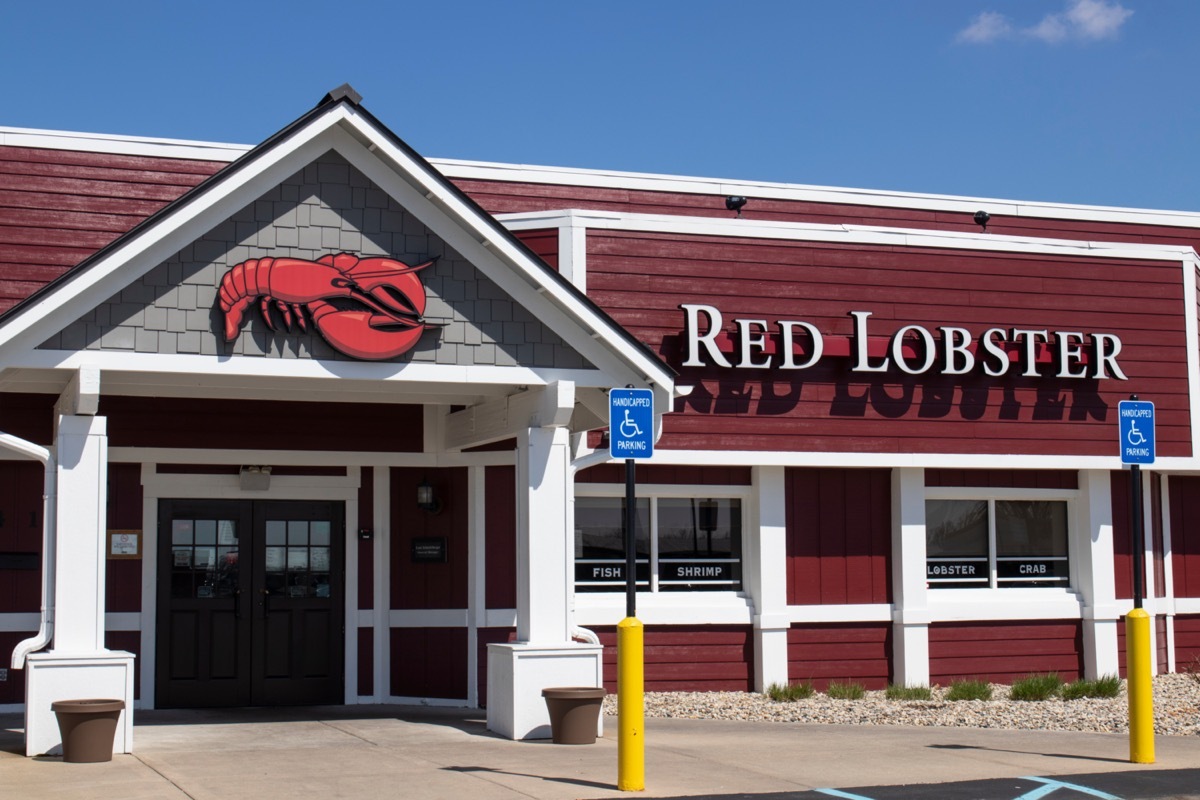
[973,210,990,231]
[725,196,748,217]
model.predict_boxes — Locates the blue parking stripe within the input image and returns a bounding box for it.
[1017,776,1122,800]
[814,790,877,800]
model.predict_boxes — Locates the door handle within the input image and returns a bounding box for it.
[261,588,271,618]
[234,588,242,619]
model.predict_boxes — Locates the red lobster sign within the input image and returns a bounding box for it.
[217,253,435,360]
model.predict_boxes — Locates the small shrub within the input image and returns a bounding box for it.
[885,683,932,701]
[1184,656,1200,687]
[1010,673,1064,702]
[826,680,866,700]
[766,681,814,702]
[1062,674,1121,700]
[946,679,992,701]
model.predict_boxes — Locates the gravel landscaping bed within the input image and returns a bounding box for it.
[601,674,1200,736]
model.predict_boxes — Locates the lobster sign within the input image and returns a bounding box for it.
[217,253,435,360]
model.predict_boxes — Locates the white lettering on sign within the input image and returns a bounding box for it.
[681,304,1127,380]
[1019,564,1048,574]
[677,566,724,577]
[927,564,978,576]
[592,567,622,579]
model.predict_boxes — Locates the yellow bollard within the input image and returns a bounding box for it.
[1125,608,1155,764]
[617,616,645,791]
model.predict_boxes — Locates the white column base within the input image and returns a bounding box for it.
[25,651,135,757]
[893,622,930,687]
[486,642,603,740]
[753,624,789,692]
[1083,614,1121,679]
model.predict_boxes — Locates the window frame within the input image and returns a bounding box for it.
[924,486,1078,591]
[574,482,750,594]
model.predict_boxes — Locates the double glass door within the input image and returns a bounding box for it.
[156,499,344,707]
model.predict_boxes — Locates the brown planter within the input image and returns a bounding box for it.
[541,687,606,744]
[51,699,124,763]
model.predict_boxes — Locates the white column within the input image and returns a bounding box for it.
[891,467,929,687]
[372,465,390,703]
[749,466,789,691]
[515,426,572,643]
[1076,470,1120,679]
[487,423,601,739]
[26,415,134,756]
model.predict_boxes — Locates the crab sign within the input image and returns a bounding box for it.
[217,253,436,360]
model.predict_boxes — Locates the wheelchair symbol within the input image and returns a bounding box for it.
[1127,420,1146,447]
[619,409,643,439]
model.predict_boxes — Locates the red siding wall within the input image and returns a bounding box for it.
[484,466,516,610]
[512,228,558,270]
[929,621,1083,684]
[586,232,1190,457]
[578,463,752,485]
[1112,471,1134,601]
[593,625,753,692]
[390,627,468,699]
[390,467,468,610]
[1170,476,1200,598]
[358,466,374,611]
[926,469,1077,489]
[0,145,221,313]
[358,628,373,697]
[787,623,892,689]
[101,397,423,453]
[105,462,142,613]
[0,460,44,614]
[786,468,891,605]
[1175,615,1200,672]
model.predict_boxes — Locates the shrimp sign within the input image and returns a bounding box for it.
[218,252,436,360]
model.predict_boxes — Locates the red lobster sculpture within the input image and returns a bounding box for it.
[217,253,435,360]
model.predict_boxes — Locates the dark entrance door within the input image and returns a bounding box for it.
[156,499,345,708]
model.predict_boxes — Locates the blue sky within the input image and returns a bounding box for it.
[4,1,1198,211]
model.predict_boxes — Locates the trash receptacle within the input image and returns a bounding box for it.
[542,687,606,744]
[51,699,124,763]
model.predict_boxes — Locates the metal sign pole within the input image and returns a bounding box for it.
[1131,462,1144,610]
[625,458,636,619]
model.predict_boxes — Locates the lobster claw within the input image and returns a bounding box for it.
[338,256,436,321]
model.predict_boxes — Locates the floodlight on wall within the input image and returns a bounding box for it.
[239,466,272,491]
[725,196,748,218]
[416,479,442,514]
[973,210,991,232]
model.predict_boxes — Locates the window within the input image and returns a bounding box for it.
[574,491,743,593]
[926,498,1069,589]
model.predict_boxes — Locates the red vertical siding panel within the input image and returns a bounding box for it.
[358,466,374,611]
[1171,476,1200,597]
[1152,474,1166,598]
[390,627,468,699]
[577,464,752,485]
[1174,615,1200,671]
[0,461,43,613]
[1112,471,1133,601]
[786,468,891,605]
[787,623,892,690]
[485,466,517,609]
[390,467,469,610]
[926,469,1078,490]
[358,627,374,697]
[0,631,31,703]
[1156,616,1169,674]
[105,463,142,613]
[592,625,752,692]
[929,621,1083,684]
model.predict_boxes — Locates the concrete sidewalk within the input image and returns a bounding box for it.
[2,705,1199,799]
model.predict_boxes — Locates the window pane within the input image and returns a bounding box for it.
[926,500,987,557]
[996,500,1069,587]
[172,520,193,545]
[926,499,988,588]
[194,520,217,545]
[265,520,286,546]
[574,497,649,592]
[657,498,742,592]
[287,520,308,546]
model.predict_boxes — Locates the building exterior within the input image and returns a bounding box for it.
[2,88,1198,755]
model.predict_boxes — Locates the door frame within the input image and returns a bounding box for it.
[139,468,361,709]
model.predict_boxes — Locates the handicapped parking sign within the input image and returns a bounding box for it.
[609,388,654,459]
[1119,400,1155,465]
